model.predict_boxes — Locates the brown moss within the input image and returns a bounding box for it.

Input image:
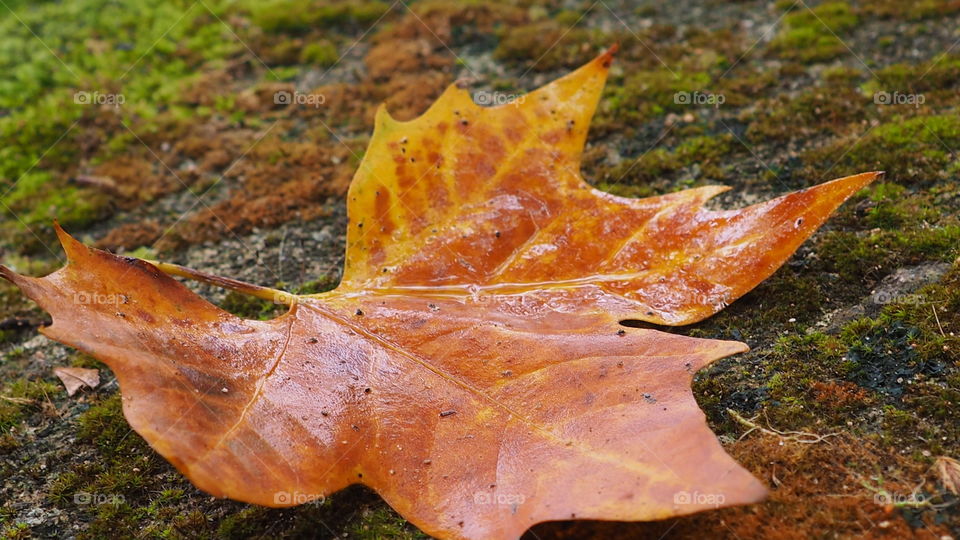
[494,21,604,72]
[94,221,163,252]
[200,148,233,171]
[365,39,452,80]
[104,4,533,252]
[746,85,868,143]
[90,156,180,206]
[154,135,355,249]
[379,71,451,121]
[179,70,247,109]
[374,1,525,48]
[811,380,872,412]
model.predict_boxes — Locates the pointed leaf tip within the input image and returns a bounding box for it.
[599,43,618,67]
[51,222,88,260]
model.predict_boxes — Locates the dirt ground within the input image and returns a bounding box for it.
[1,0,958,538]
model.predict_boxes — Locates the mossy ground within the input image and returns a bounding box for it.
[1,0,959,538]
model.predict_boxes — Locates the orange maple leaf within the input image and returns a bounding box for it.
[1,48,878,539]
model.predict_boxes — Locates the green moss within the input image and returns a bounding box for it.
[697,260,958,455]
[817,226,959,288]
[862,55,960,96]
[0,379,58,434]
[747,85,866,142]
[859,0,960,20]
[674,134,735,179]
[803,115,960,185]
[688,267,828,342]
[300,41,339,67]
[48,462,106,506]
[70,353,106,370]
[594,133,737,197]
[216,506,273,537]
[714,67,778,104]
[857,182,944,230]
[881,261,960,364]
[298,276,340,295]
[674,134,731,164]
[554,9,583,27]
[595,148,680,197]
[247,0,390,33]
[348,507,426,539]
[81,502,152,539]
[53,392,200,538]
[2,523,31,539]
[770,2,858,63]
[219,291,286,320]
[76,393,142,458]
[600,69,712,126]
[822,65,864,85]
[494,21,607,71]
[17,185,110,229]
[743,260,959,458]
[0,0,244,253]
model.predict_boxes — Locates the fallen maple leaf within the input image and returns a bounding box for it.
[53,366,100,396]
[1,48,878,539]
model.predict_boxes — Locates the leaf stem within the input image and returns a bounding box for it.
[141,259,298,305]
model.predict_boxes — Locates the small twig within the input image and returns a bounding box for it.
[0,396,33,405]
[39,386,62,419]
[727,408,839,444]
[931,305,945,336]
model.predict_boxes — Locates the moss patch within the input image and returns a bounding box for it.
[494,20,607,72]
[0,379,58,436]
[859,0,960,20]
[770,2,859,63]
[594,133,738,197]
[802,114,960,185]
[246,0,390,33]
